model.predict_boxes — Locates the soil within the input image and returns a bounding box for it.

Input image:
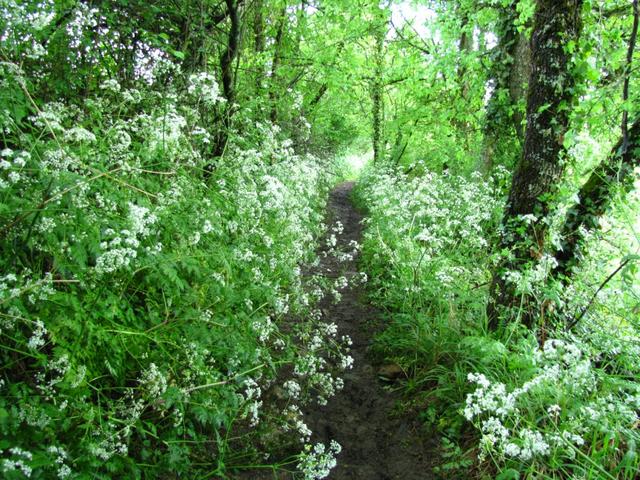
[302,182,437,480]
[236,182,438,479]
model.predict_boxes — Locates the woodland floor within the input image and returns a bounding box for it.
[240,182,438,479]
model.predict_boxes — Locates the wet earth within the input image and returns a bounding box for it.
[237,182,438,479]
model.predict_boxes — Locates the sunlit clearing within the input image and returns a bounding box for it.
[344,150,372,175]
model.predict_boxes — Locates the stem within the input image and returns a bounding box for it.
[183,364,265,393]
[567,259,629,330]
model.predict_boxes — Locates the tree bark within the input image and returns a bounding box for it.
[254,0,265,55]
[481,1,531,173]
[254,0,265,94]
[458,12,473,101]
[371,22,385,163]
[487,0,583,329]
[509,31,531,140]
[220,0,241,107]
[210,0,242,164]
[553,0,639,280]
[269,5,288,123]
[553,118,640,279]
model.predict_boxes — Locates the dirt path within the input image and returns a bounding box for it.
[303,182,437,479]
[235,182,437,479]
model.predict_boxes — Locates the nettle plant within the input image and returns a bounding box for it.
[0,38,350,480]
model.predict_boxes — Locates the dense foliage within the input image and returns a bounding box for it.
[357,162,640,478]
[353,0,640,477]
[0,1,359,478]
[2,0,640,478]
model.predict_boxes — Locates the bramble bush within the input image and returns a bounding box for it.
[356,160,640,479]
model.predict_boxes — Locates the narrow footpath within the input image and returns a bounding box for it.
[303,182,437,479]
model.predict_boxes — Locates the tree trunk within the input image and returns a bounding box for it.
[269,5,288,123]
[254,0,265,94]
[553,118,640,279]
[554,0,638,280]
[481,1,531,174]
[458,13,473,101]
[220,0,241,107]
[509,32,531,140]
[371,23,385,163]
[210,0,241,164]
[487,0,583,329]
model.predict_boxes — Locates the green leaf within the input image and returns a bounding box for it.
[0,408,8,426]
[496,468,520,480]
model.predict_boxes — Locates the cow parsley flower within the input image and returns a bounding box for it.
[187,72,224,105]
[64,126,96,143]
[139,363,167,399]
[284,380,301,399]
[298,441,341,480]
[27,320,47,350]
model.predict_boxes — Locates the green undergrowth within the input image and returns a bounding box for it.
[0,58,356,478]
[355,161,640,479]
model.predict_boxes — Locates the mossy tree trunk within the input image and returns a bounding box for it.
[487,0,584,329]
[481,1,531,173]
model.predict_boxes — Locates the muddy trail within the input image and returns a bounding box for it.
[235,182,438,479]
[302,182,437,479]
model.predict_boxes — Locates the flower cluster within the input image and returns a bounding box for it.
[0,51,337,480]
[357,163,502,309]
[298,441,342,480]
[138,363,168,400]
[464,337,639,465]
[187,72,225,106]
[357,157,640,478]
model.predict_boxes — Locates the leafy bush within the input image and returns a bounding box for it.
[356,160,640,479]
[0,48,352,480]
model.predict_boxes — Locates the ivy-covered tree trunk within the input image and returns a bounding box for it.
[481,1,531,173]
[554,0,638,282]
[509,32,531,140]
[487,0,583,329]
[553,118,640,279]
